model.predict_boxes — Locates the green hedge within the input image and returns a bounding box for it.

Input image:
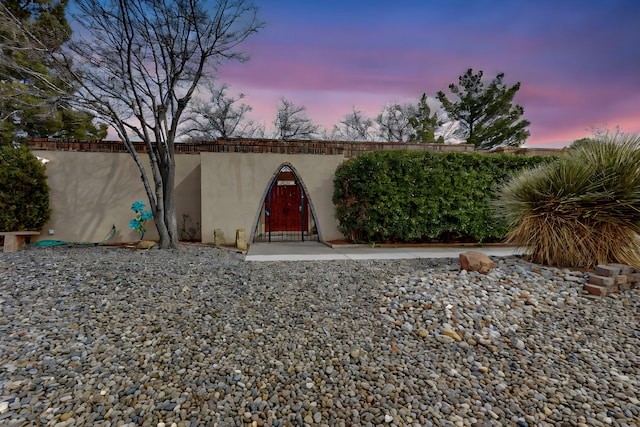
[333,150,549,243]
[0,144,51,231]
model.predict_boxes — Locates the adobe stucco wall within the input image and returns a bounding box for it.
[200,152,345,244]
[32,150,344,245]
[32,151,201,243]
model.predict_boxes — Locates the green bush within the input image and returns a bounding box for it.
[0,144,51,231]
[333,150,548,243]
[496,133,640,269]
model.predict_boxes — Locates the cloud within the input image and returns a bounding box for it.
[215,0,640,147]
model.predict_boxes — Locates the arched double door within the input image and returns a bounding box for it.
[253,165,319,242]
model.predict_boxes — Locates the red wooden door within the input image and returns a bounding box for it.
[266,184,308,232]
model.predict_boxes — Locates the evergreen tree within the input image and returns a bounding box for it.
[0,143,50,230]
[436,69,530,149]
[0,0,106,144]
[408,93,444,143]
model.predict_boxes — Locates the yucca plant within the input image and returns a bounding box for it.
[496,133,640,269]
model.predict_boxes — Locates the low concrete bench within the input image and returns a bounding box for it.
[0,231,40,253]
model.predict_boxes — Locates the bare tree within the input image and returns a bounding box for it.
[273,98,321,140]
[331,108,376,141]
[375,102,417,142]
[186,80,261,139]
[63,0,262,248]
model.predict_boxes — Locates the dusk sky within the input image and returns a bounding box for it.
[217,0,640,147]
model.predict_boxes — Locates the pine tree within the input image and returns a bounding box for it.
[408,93,444,143]
[0,0,106,144]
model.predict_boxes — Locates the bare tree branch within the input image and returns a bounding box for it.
[273,97,322,140]
[185,79,260,138]
[331,108,376,142]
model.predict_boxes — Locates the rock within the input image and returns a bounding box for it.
[59,412,74,421]
[381,384,395,395]
[236,228,248,251]
[512,338,526,350]
[136,240,156,249]
[401,322,413,333]
[442,327,462,342]
[214,228,226,245]
[459,251,496,274]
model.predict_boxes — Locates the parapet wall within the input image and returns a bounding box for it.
[28,137,477,158]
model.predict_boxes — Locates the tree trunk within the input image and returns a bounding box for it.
[163,180,180,249]
[158,157,180,249]
[154,209,172,248]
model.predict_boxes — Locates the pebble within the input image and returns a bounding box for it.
[0,246,638,426]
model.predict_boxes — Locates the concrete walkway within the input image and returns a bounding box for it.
[246,241,525,261]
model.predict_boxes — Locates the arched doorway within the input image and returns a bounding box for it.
[253,164,319,242]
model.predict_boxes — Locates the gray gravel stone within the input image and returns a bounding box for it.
[0,246,638,426]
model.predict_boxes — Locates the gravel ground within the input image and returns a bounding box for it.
[0,245,639,427]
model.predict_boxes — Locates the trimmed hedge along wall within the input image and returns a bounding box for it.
[333,150,549,243]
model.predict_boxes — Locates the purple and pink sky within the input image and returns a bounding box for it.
[217,0,640,147]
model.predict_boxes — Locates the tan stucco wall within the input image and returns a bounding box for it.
[33,151,201,243]
[200,152,345,244]
[32,150,344,245]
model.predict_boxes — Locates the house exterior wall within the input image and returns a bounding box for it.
[31,150,345,245]
[32,151,201,243]
[200,152,345,244]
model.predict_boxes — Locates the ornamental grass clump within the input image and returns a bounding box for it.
[496,133,640,269]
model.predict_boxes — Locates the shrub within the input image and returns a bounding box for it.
[496,133,640,269]
[333,150,548,243]
[0,144,51,231]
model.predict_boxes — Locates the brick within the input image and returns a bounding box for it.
[588,274,615,287]
[607,263,634,275]
[583,284,609,296]
[615,275,628,285]
[618,281,632,291]
[627,273,640,283]
[594,265,621,277]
